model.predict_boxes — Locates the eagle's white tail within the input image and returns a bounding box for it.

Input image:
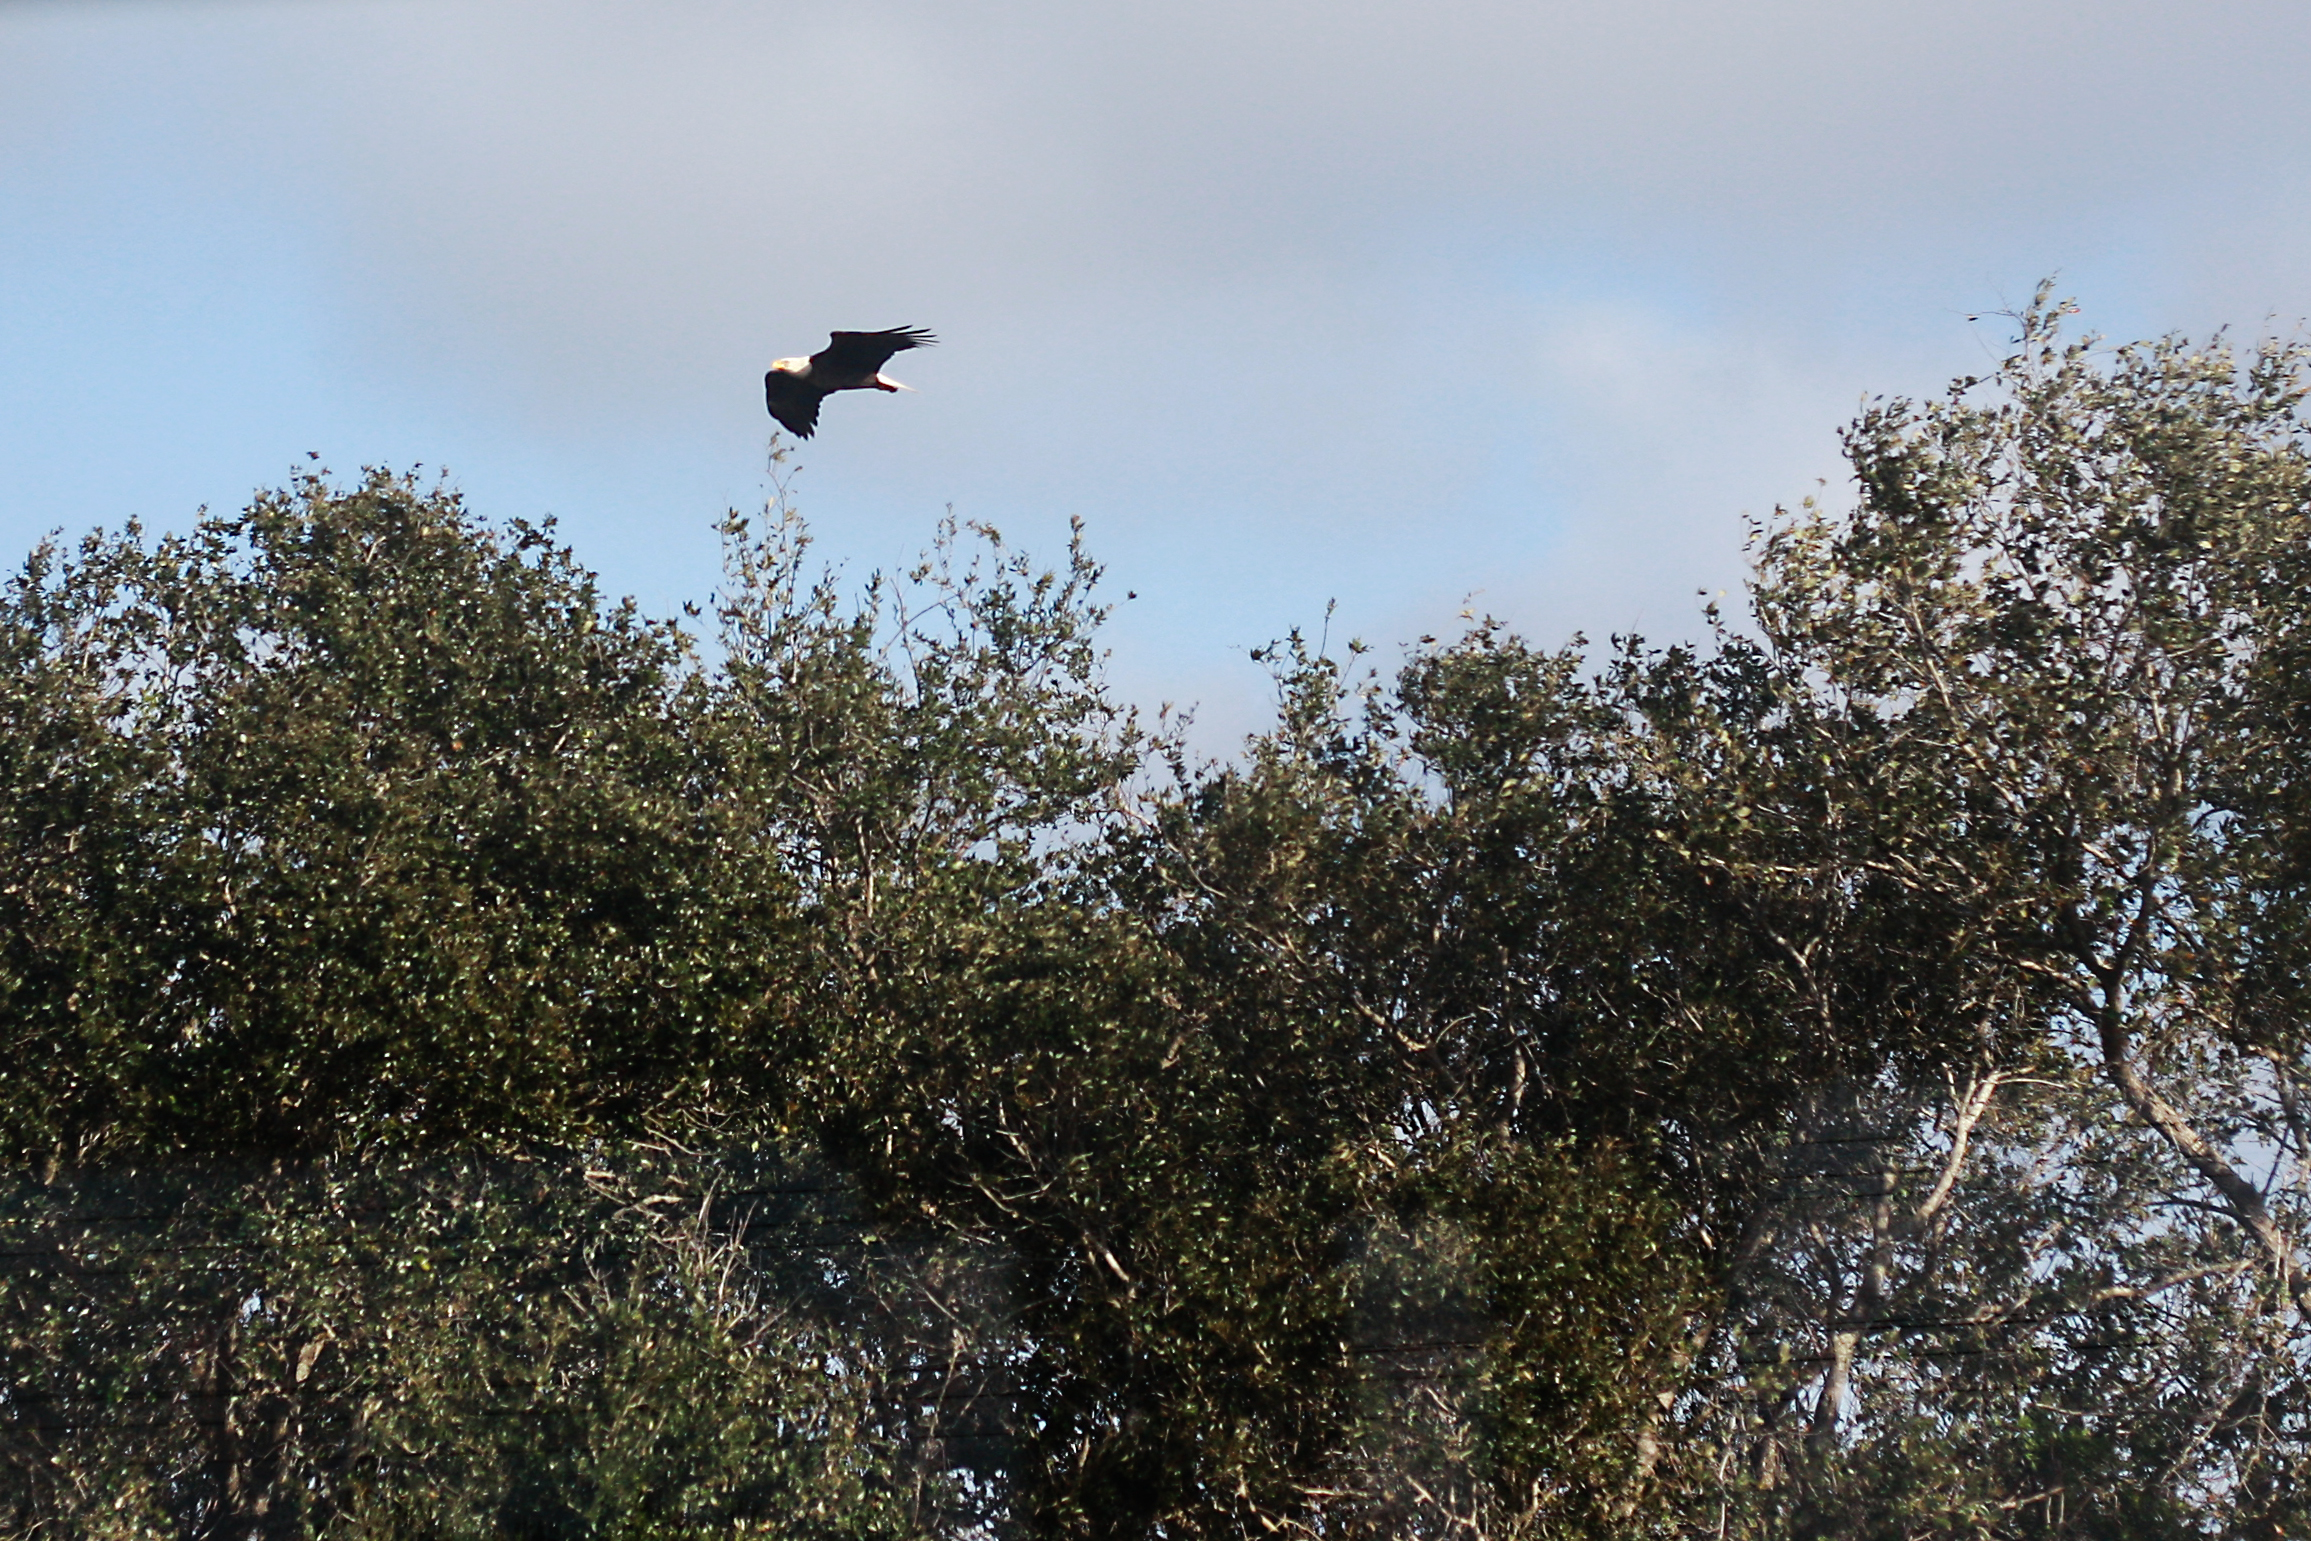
[875,374,917,392]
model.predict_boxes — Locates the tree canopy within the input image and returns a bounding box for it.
[4,293,2309,1538]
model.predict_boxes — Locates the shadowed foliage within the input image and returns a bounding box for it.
[6,294,2311,1538]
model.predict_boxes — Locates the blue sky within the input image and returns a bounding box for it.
[7,0,2311,740]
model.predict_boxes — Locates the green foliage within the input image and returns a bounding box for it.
[9,291,2311,1538]
[0,471,774,1160]
[0,1149,917,1539]
[1677,288,2311,1539]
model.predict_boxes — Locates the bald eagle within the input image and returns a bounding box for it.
[763,326,936,438]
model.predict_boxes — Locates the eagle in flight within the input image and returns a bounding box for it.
[764,326,936,438]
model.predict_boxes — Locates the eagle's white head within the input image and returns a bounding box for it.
[769,356,811,376]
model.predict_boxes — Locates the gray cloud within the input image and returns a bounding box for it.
[119,0,2302,416]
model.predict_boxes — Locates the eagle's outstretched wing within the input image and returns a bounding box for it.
[764,371,826,438]
[814,326,936,378]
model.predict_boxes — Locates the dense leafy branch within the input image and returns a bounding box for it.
[5,292,2311,1538]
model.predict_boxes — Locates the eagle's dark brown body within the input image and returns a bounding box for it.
[763,326,935,437]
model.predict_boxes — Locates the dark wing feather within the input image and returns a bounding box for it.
[813,326,936,379]
[764,371,825,438]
